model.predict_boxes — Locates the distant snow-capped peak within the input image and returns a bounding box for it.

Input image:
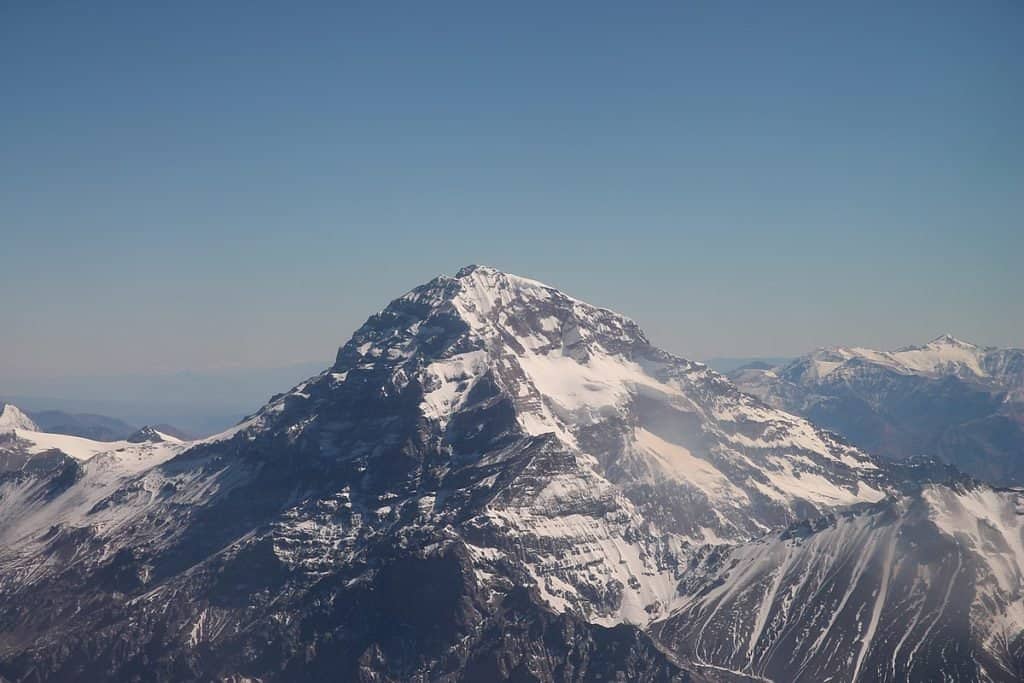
[923,333,977,348]
[0,403,38,432]
[730,334,1024,485]
[777,334,1012,383]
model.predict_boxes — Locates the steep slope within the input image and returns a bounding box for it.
[655,480,1024,682]
[732,336,1024,484]
[0,266,884,682]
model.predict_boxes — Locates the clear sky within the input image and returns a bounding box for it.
[3,0,1022,384]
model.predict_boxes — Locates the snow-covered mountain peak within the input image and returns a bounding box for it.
[869,336,987,377]
[428,264,644,351]
[330,266,657,438]
[924,333,977,348]
[0,268,891,645]
[263,268,887,556]
[0,403,38,433]
[454,263,507,279]
[178,268,888,628]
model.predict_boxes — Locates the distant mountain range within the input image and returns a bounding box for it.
[730,335,1024,485]
[0,404,193,443]
[25,409,138,441]
[1,269,1021,681]
[703,356,794,373]
[1,361,328,437]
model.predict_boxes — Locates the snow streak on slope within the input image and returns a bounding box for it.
[657,484,1024,682]
[923,485,1024,663]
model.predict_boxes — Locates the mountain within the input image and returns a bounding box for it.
[0,267,1020,682]
[25,409,138,441]
[731,336,1024,485]
[0,404,39,433]
[703,357,793,374]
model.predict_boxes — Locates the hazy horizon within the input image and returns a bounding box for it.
[3,261,1020,384]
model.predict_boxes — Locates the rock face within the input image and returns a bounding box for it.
[0,267,1021,682]
[731,336,1024,485]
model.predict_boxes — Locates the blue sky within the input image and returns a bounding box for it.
[3,0,1022,383]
